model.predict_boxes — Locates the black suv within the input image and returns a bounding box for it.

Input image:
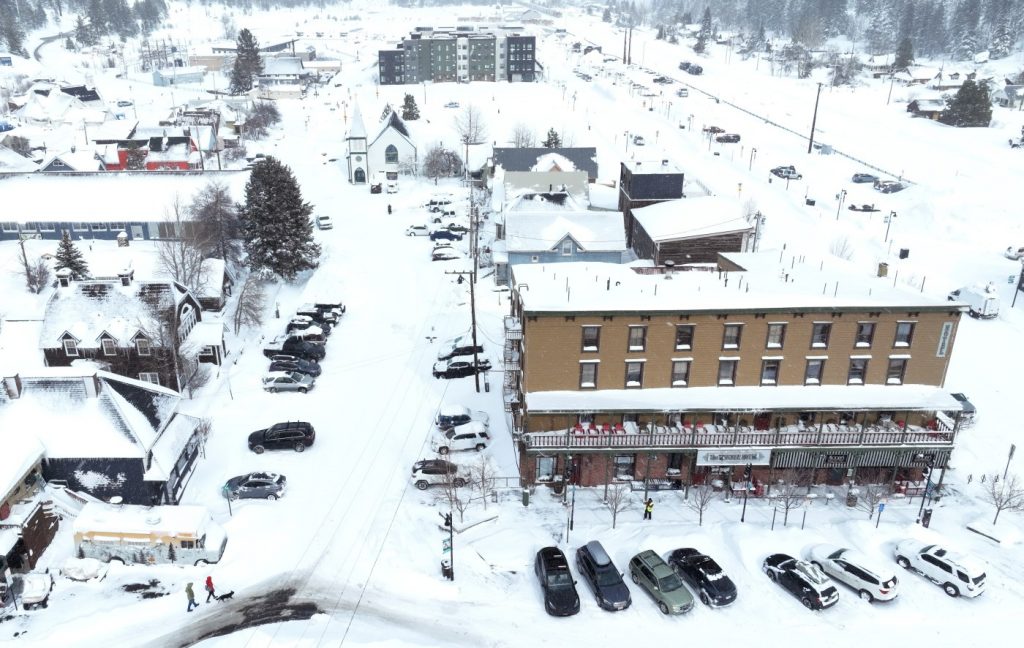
[268,358,322,377]
[763,554,839,610]
[576,540,631,611]
[262,335,326,361]
[535,547,580,616]
[667,548,738,607]
[248,421,316,454]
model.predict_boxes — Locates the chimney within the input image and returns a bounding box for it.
[71,145,77,153]
[56,267,73,288]
[3,375,22,399]
[83,374,100,398]
[662,159,668,166]
[117,269,133,286]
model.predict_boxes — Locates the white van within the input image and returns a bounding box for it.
[948,283,1000,319]
[73,503,227,566]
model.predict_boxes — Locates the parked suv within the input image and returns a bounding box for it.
[268,357,322,377]
[432,357,491,379]
[576,540,631,611]
[262,335,326,361]
[535,547,581,616]
[436,405,490,429]
[894,540,986,598]
[770,165,803,180]
[432,422,490,454]
[667,548,738,607]
[247,421,315,454]
[629,550,694,615]
[296,304,338,326]
[430,229,463,242]
[805,544,898,602]
[411,459,468,490]
[763,554,839,610]
[437,335,484,361]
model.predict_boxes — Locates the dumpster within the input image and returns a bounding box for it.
[522,488,530,508]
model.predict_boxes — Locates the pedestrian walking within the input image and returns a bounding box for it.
[643,498,654,520]
[387,204,392,215]
[185,582,199,612]
[204,575,216,603]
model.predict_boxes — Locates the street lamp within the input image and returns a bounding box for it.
[566,455,576,542]
[885,210,898,242]
[749,147,757,170]
[916,456,936,524]
[836,189,847,220]
[740,463,752,522]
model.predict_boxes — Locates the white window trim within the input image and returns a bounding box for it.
[718,356,741,361]
[855,342,872,348]
[804,378,821,385]
[886,377,903,385]
[806,355,829,359]
[138,372,160,385]
[671,357,694,362]
[63,339,78,356]
[894,341,911,348]
[101,338,117,356]
[625,358,647,363]
[579,359,601,363]
[136,338,151,356]
[848,378,864,385]
[811,342,828,348]
[675,344,693,351]
[761,355,784,360]
[889,353,911,359]
[850,354,872,359]
[723,343,739,349]
[672,380,688,387]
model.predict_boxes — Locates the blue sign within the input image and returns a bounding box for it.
[877,503,886,513]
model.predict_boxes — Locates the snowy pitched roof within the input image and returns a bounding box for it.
[633,197,753,242]
[492,147,598,179]
[0,145,37,172]
[260,57,306,76]
[861,53,895,67]
[147,413,200,481]
[624,159,684,174]
[368,110,415,151]
[198,258,227,298]
[41,149,103,172]
[0,433,45,498]
[347,102,367,139]
[506,190,586,212]
[40,278,193,349]
[504,212,626,253]
[87,120,139,143]
[73,501,213,536]
[511,252,957,314]
[531,152,576,172]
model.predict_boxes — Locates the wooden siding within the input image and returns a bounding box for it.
[631,221,748,265]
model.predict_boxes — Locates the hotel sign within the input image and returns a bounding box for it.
[936,321,953,358]
[696,448,771,466]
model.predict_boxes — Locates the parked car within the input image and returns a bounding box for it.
[687,64,703,75]
[805,544,899,602]
[444,101,460,108]
[535,547,581,616]
[1004,245,1024,260]
[676,87,689,98]
[678,61,692,71]
[873,179,905,193]
[948,283,1000,319]
[426,195,453,211]
[436,336,484,362]
[629,550,694,615]
[269,357,322,377]
[576,541,631,611]
[287,315,330,336]
[286,326,327,345]
[445,223,470,234]
[406,224,430,237]
[247,421,315,454]
[702,125,725,134]
[432,248,464,262]
[436,405,489,429]
[262,371,315,393]
[894,540,986,598]
[295,304,338,326]
[19,572,54,609]
[432,422,491,454]
[652,76,673,84]
[433,357,491,379]
[771,165,803,180]
[666,548,738,607]
[762,554,839,610]
[0,121,15,133]
[851,173,879,184]
[411,459,468,490]
[370,183,383,194]
[430,229,463,242]
[224,472,287,500]
[716,133,741,143]
[315,215,333,230]
[632,135,645,145]
[116,100,133,107]
[263,335,326,361]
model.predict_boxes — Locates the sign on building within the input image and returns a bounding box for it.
[936,321,953,357]
[822,453,849,467]
[696,448,771,466]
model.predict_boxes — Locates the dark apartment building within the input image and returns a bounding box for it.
[618,159,685,246]
[378,26,536,85]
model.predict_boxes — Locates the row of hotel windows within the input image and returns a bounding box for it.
[578,356,910,389]
[2,222,127,233]
[580,321,916,353]
[64,337,152,357]
[536,454,672,481]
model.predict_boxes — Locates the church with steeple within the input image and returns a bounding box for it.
[345,103,368,184]
[346,102,417,186]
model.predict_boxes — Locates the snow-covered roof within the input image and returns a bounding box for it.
[347,102,367,139]
[368,110,414,151]
[147,414,200,481]
[861,53,895,67]
[41,149,103,171]
[506,190,586,212]
[154,66,206,77]
[190,321,226,347]
[511,252,957,313]
[87,120,139,143]
[526,384,962,414]
[588,184,619,210]
[505,212,626,253]
[624,158,684,174]
[0,145,37,172]
[0,172,249,222]
[198,258,226,298]
[531,152,575,173]
[73,502,214,536]
[0,433,45,498]
[633,197,753,242]
[911,98,947,111]
[492,147,598,178]
[260,57,305,76]
[146,142,196,162]
[40,278,192,349]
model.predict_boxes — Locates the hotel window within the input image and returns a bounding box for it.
[722,324,742,349]
[886,358,908,384]
[804,359,825,385]
[675,324,694,350]
[624,361,644,388]
[627,326,647,352]
[136,337,152,356]
[766,323,786,349]
[581,326,600,352]
[855,322,875,347]
[63,339,79,356]
[73,223,90,231]
[761,359,781,385]
[717,359,738,385]
[536,456,556,481]
[613,454,636,480]
[848,359,869,385]
[90,223,106,231]
[101,338,117,356]
[811,323,832,348]
[671,360,690,387]
[579,362,598,389]
[894,322,915,347]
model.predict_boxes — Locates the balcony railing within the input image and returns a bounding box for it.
[504,316,522,341]
[523,423,954,451]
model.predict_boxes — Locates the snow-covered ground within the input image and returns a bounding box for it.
[2,2,1024,646]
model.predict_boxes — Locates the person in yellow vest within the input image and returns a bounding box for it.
[643,498,654,520]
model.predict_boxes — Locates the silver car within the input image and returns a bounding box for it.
[262,371,315,393]
[224,472,287,500]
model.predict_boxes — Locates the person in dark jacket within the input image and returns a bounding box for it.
[387,204,392,215]
[205,575,216,602]
[185,582,199,612]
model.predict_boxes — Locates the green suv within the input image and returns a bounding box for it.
[628,550,695,615]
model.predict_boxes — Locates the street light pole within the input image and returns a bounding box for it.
[807,82,824,154]
[885,211,897,242]
[917,459,935,522]
[749,147,757,170]
[836,189,847,220]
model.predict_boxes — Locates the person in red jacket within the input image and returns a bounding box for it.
[204,575,216,603]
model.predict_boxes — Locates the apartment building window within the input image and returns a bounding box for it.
[761,359,781,385]
[811,323,832,348]
[804,358,825,385]
[138,372,160,385]
[0,222,17,232]
[855,322,875,347]
[886,358,908,384]
[675,324,694,350]
[625,361,644,388]
[136,337,152,356]
[627,326,647,351]
[63,339,79,357]
[38,222,55,232]
[581,326,600,352]
[766,323,786,349]
[894,322,915,347]
[717,359,738,385]
[667,453,684,472]
[613,454,636,480]
[101,338,117,356]
[722,324,742,349]
[579,362,599,389]
[848,358,869,384]
[536,456,556,481]
[670,360,690,387]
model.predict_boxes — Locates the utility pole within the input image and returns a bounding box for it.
[445,270,482,393]
[807,82,823,154]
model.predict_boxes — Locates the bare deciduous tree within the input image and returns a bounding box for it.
[436,471,474,523]
[511,123,535,147]
[232,274,266,335]
[687,485,718,526]
[195,418,213,459]
[605,484,631,529]
[422,144,463,181]
[775,484,806,526]
[855,484,891,520]
[454,104,487,147]
[144,300,210,398]
[156,196,209,294]
[16,240,50,294]
[830,236,854,261]
[984,474,1024,525]
[470,455,498,510]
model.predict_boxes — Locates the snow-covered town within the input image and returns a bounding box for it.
[1,0,1024,646]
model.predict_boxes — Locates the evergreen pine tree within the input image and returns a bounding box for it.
[542,128,561,148]
[239,157,320,280]
[54,231,90,278]
[894,37,914,69]
[602,8,611,22]
[941,78,992,127]
[950,0,981,60]
[229,28,263,95]
[87,0,108,35]
[656,25,665,40]
[0,4,29,57]
[694,7,712,53]
[75,15,96,46]
[167,542,176,563]
[989,16,1013,59]
[401,93,420,120]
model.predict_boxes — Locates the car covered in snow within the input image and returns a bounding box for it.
[873,179,905,193]
[261,371,315,393]
[436,335,484,361]
[224,472,287,500]
[425,195,453,211]
[436,404,489,429]
[666,548,738,607]
[763,554,839,610]
[410,459,468,490]
[804,544,899,602]
[770,165,803,180]
[432,248,465,262]
[431,422,491,454]
[676,87,689,98]
[893,540,986,598]
[268,357,322,377]
[315,215,333,230]
[287,315,330,336]
[432,357,491,379]
[18,572,54,609]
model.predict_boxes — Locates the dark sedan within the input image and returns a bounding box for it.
[269,358,322,377]
[535,547,580,616]
[430,229,464,242]
[224,472,286,500]
[715,133,741,143]
[851,173,879,184]
[667,548,738,607]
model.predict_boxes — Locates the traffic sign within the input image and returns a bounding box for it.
[877,503,886,513]
[442,538,451,554]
